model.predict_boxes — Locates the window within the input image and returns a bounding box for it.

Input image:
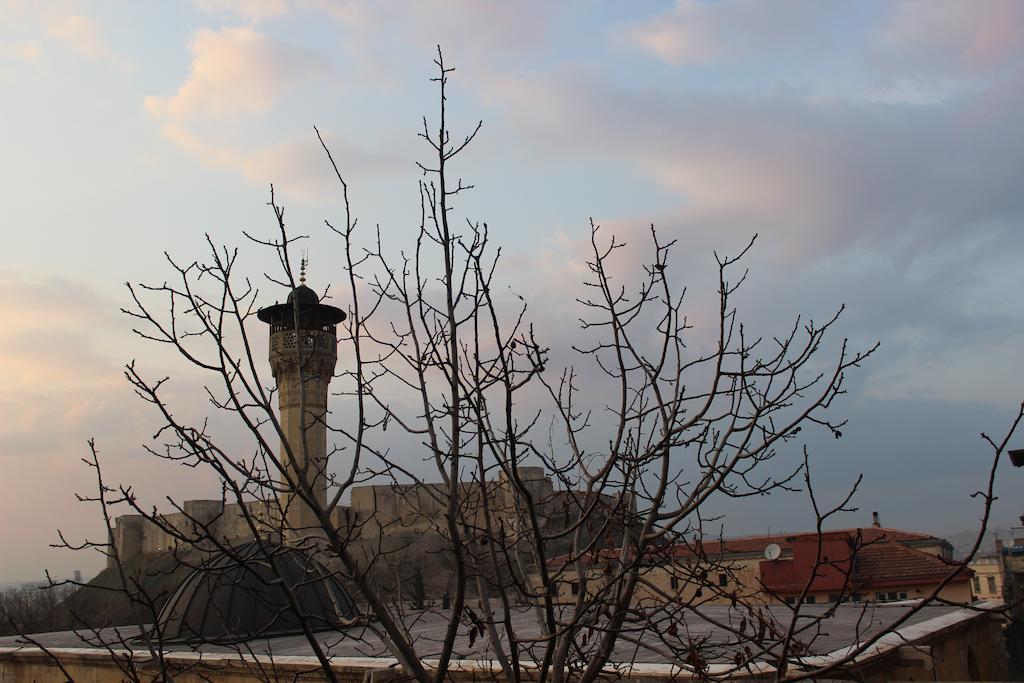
[670,576,679,590]
[718,573,728,587]
[987,576,997,594]
[570,582,580,596]
[785,596,796,605]
[850,593,864,603]
[973,577,982,593]
[803,595,816,604]
[876,591,908,603]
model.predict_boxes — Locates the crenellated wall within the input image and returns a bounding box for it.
[109,498,351,566]
[110,468,624,567]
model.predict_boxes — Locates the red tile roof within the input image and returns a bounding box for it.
[853,540,970,589]
[759,532,968,595]
[793,527,936,544]
[667,536,792,560]
[549,527,947,574]
[665,527,937,560]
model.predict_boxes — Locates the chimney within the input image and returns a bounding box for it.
[871,511,881,528]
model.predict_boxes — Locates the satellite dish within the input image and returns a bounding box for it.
[764,543,782,561]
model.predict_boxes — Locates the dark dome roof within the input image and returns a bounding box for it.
[286,284,320,307]
[257,284,346,326]
[155,541,357,644]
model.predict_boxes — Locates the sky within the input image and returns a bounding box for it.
[1,0,1023,583]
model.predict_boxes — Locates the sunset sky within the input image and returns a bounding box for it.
[2,0,1023,582]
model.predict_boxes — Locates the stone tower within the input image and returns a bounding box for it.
[257,280,345,540]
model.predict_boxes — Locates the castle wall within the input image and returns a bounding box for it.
[111,500,272,565]
[111,469,623,573]
[112,497,366,565]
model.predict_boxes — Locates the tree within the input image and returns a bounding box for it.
[33,50,1023,683]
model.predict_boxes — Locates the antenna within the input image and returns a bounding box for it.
[764,543,782,561]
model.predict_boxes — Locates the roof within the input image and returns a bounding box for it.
[2,603,995,669]
[548,527,946,573]
[668,535,792,560]
[256,284,346,326]
[854,540,971,589]
[666,528,938,561]
[663,528,938,562]
[287,284,320,306]
[156,540,357,643]
[797,527,937,544]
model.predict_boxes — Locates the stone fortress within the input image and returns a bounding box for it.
[110,466,586,565]
[110,278,622,567]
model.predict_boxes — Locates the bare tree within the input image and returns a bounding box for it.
[30,50,1022,683]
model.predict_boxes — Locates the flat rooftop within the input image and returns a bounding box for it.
[0,601,985,665]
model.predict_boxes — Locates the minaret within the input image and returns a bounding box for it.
[257,266,345,540]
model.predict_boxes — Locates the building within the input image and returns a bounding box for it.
[257,277,346,538]
[110,468,625,569]
[758,527,971,605]
[549,519,973,607]
[967,519,1024,659]
[970,553,1008,602]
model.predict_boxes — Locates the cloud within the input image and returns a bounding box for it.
[146,3,554,194]
[46,12,114,60]
[0,41,41,63]
[157,123,399,199]
[611,0,829,67]
[0,6,130,73]
[300,0,550,84]
[876,0,1024,74]
[145,27,329,122]
[617,1,1024,75]
[0,273,140,579]
[480,68,1024,267]
[0,271,267,581]
[0,272,125,456]
[472,51,1024,414]
[145,26,347,195]
[195,0,289,22]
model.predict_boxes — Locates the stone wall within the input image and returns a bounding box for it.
[109,469,621,568]
[109,499,284,567]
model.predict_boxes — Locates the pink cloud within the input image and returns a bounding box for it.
[195,0,289,22]
[611,0,829,67]
[145,27,330,122]
[878,0,1024,73]
[144,26,355,196]
[46,12,114,60]
[0,272,262,581]
[479,67,1024,267]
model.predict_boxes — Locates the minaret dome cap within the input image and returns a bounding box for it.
[257,284,346,326]
[286,284,320,307]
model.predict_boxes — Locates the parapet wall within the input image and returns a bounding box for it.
[110,499,353,566]
[0,606,1007,682]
